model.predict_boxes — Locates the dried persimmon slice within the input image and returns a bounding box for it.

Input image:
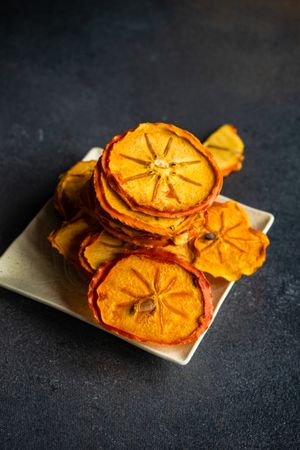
[79,230,127,273]
[88,250,213,345]
[203,125,244,177]
[94,171,197,237]
[163,243,194,264]
[193,201,270,281]
[77,176,99,215]
[96,212,172,247]
[55,160,97,219]
[48,215,98,271]
[99,122,222,217]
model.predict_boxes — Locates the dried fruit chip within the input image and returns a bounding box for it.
[193,201,269,281]
[79,230,127,273]
[94,171,198,237]
[99,122,222,217]
[97,212,172,247]
[55,160,97,219]
[88,250,213,345]
[79,229,195,275]
[78,176,99,215]
[172,212,207,245]
[163,243,194,264]
[48,215,98,270]
[203,124,244,177]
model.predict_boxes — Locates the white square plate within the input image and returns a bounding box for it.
[0,148,274,365]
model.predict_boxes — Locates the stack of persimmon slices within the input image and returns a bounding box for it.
[94,122,222,246]
[48,122,270,346]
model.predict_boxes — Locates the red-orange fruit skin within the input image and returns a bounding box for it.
[96,212,172,247]
[78,232,102,274]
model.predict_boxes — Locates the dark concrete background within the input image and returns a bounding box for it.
[0,1,299,449]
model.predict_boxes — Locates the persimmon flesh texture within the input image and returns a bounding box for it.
[92,254,210,344]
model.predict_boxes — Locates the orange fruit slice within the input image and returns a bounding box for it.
[79,230,194,274]
[48,215,97,271]
[193,201,270,281]
[203,125,244,177]
[99,122,222,217]
[97,209,204,248]
[54,160,97,219]
[79,230,127,273]
[163,243,194,264]
[88,250,213,345]
[97,212,173,247]
[94,170,199,237]
[77,176,99,215]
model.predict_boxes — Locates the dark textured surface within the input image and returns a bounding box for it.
[0,1,299,449]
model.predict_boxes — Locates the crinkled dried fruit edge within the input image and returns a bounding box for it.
[54,161,96,219]
[204,125,244,177]
[48,215,97,278]
[97,212,173,247]
[94,170,198,237]
[192,201,270,281]
[78,232,101,274]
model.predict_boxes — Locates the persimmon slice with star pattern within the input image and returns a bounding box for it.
[54,160,97,219]
[193,201,270,281]
[88,250,213,345]
[99,123,222,217]
[203,125,244,177]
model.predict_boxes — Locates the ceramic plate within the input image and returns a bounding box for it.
[0,148,274,365]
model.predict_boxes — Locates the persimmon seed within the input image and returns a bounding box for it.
[205,233,216,240]
[140,299,155,312]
